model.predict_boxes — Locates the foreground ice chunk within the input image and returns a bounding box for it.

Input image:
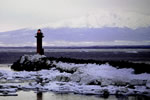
[1,61,150,96]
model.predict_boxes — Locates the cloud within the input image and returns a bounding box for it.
[1,0,150,31]
[31,10,150,29]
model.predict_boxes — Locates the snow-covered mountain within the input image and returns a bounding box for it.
[0,27,150,47]
[0,11,150,47]
[30,11,150,29]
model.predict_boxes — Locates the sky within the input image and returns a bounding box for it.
[0,0,150,32]
[0,0,150,46]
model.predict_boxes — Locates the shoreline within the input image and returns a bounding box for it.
[1,54,150,97]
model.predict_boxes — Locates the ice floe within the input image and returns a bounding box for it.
[1,60,150,96]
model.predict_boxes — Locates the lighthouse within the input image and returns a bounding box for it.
[35,29,44,55]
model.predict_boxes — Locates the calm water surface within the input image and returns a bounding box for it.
[0,91,149,100]
[0,48,150,64]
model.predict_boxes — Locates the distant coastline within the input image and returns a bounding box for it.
[0,45,150,49]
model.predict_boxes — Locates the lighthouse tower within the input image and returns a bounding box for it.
[35,29,44,55]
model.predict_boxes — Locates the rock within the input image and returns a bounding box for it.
[20,54,46,63]
[46,60,51,65]
[0,88,17,93]
[78,74,94,85]
[88,80,101,85]
[0,93,18,96]
[101,89,110,98]
[116,87,129,95]
[119,87,129,93]
[55,75,70,82]
[130,79,146,86]
[127,84,135,89]
[0,72,3,77]
[11,54,54,71]
[146,80,150,89]
[115,81,127,86]
[0,79,7,83]
[101,79,113,86]
[70,73,81,83]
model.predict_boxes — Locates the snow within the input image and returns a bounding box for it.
[1,61,150,96]
[20,54,46,63]
[32,11,150,30]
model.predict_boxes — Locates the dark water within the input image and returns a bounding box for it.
[0,48,150,64]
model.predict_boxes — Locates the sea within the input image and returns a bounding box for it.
[0,46,150,100]
[0,46,150,64]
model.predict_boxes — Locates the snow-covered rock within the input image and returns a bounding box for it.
[146,80,150,89]
[130,79,147,86]
[20,54,46,63]
[11,54,50,71]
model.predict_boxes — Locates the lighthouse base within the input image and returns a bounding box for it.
[37,48,44,55]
